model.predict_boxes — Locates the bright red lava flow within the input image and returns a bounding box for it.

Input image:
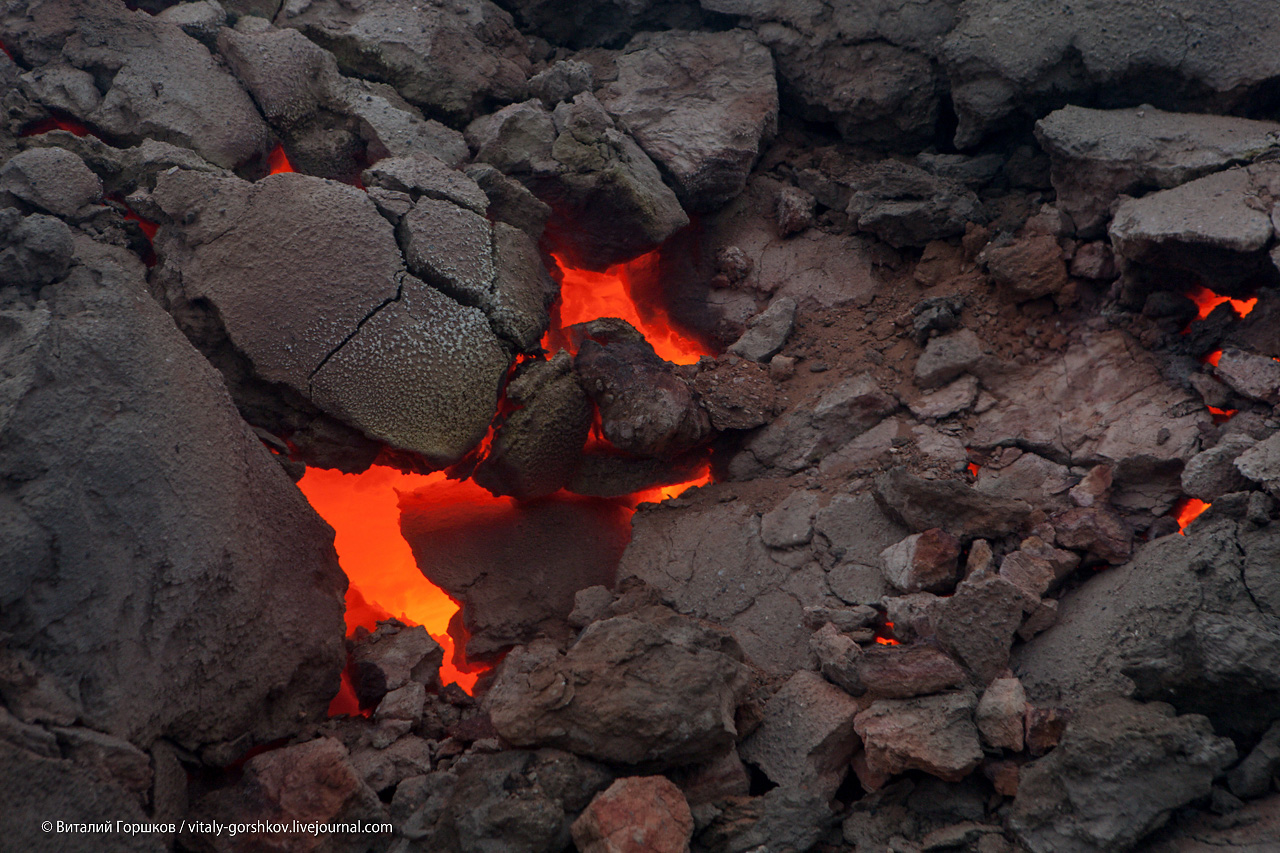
[1207,406,1237,424]
[874,621,900,646]
[301,251,715,715]
[1173,498,1211,534]
[21,115,91,138]
[1204,349,1223,367]
[266,143,294,175]
[543,251,707,365]
[1187,285,1257,321]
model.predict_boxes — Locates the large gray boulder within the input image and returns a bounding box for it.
[279,0,532,124]
[1015,515,1280,741]
[2,0,272,169]
[485,606,751,768]
[146,169,511,467]
[942,0,1280,147]
[0,232,346,753]
[597,29,778,211]
[1009,699,1237,853]
[1035,106,1280,236]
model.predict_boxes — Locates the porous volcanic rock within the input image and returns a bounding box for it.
[1,0,272,169]
[571,775,694,853]
[485,606,750,768]
[875,468,1032,540]
[0,147,101,218]
[1015,516,1280,740]
[279,0,532,124]
[854,691,984,783]
[1035,106,1280,236]
[1009,699,1237,853]
[0,207,73,287]
[597,29,778,211]
[942,0,1280,147]
[846,161,984,248]
[0,233,346,752]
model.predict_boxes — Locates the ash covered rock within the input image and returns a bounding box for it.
[1008,699,1237,853]
[400,485,632,660]
[1036,106,1280,237]
[146,169,512,467]
[0,207,73,288]
[474,351,593,500]
[469,93,689,269]
[2,0,272,169]
[0,147,101,219]
[846,161,984,248]
[0,233,346,752]
[727,295,796,363]
[485,606,750,768]
[1015,516,1280,741]
[942,0,1280,147]
[1110,163,1280,294]
[596,29,778,211]
[690,356,778,431]
[574,325,710,458]
[20,131,230,197]
[279,0,532,124]
[349,620,444,708]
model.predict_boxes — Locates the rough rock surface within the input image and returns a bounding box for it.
[3,0,272,169]
[597,29,778,210]
[0,207,73,287]
[727,296,797,363]
[469,94,689,269]
[401,483,632,659]
[147,169,511,467]
[485,606,750,767]
[854,691,984,783]
[846,162,983,248]
[942,0,1280,147]
[1036,106,1280,236]
[740,671,864,799]
[280,0,532,123]
[1110,164,1280,294]
[571,775,694,853]
[875,468,1032,540]
[0,147,101,218]
[1015,517,1280,740]
[0,233,345,751]
[879,528,961,594]
[981,234,1068,302]
[1009,699,1237,853]
[856,644,967,700]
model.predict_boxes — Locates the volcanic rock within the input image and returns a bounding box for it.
[1052,506,1133,566]
[740,671,864,799]
[809,623,863,695]
[1035,106,1280,236]
[21,131,230,198]
[933,574,1034,683]
[1215,348,1280,404]
[1182,434,1258,501]
[185,737,387,853]
[349,620,444,708]
[280,0,531,123]
[775,185,815,236]
[1235,432,1280,493]
[760,491,818,550]
[571,776,694,853]
[914,328,983,388]
[942,0,1280,147]
[976,678,1026,752]
[597,29,778,211]
[528,60,593,108]
[1110,164,1280,294]
[1009,699,1237,853]
[976,452,1075,511]
[0,147,101,218]
[1015,516,1280,740]
[0,207,73,288]
[727,296,796,362]
[980,234,1068,302]
[469,94,689,269]
[401,483,632,659]
[846,161,984,248]
[2,0,272,169]
[1228,720,1280,800]
[484,606,750,768]
[464,162,552,239]
[854,691,984,783]
[691,358,777,431]
[906,375,979,420]
[880,529,961,594]
[0,234,345,751]
[155,0,225,46]
[500,0,725,49]
[364,154,489,214]
[875,468,1032,540]
[856,644,967,700]
[574,334,710,458]
[474,352,593,499]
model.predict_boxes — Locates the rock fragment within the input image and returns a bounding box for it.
[571,776,694,853]
[976,678,1026,752]
[854,691,984,782]
[0,147,101,218]
[915,328,983,388]
[728,296,797,362]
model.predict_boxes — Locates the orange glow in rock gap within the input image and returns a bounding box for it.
[1173,497,1211,533]
[267,143,294,175]
[544,251,710,365]
[1187,285,1257,321]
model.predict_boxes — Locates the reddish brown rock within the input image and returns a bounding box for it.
[981,234,1068,302]
[880,528,962,593]
[976,678,1027,752]
[983,758,1021,797]
[1052,506,1133,565]
[854,691,984,782]
[571,776,694,853]
[857,644,967,700]
[1025,707,1071,757]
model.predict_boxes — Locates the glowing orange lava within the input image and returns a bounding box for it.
[1207,406,1237,423]
[297,467,481,696]
[967,462,980,478]
[874,621,900,646]
[267,143,294,175]
[1173,497,1210,533]
[1204,350,1223,367]
[544,251,709,365]
[21,115,91,138]
[1187,285,1257,321]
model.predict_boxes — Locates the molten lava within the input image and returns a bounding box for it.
[1173,497,1210,533]
[1204,350,1223,367]
[1207,406,1237,424]
[1187,285,1257,321]
[544,251,709,365]
[267,143,294,175]
[21,115,92,138]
